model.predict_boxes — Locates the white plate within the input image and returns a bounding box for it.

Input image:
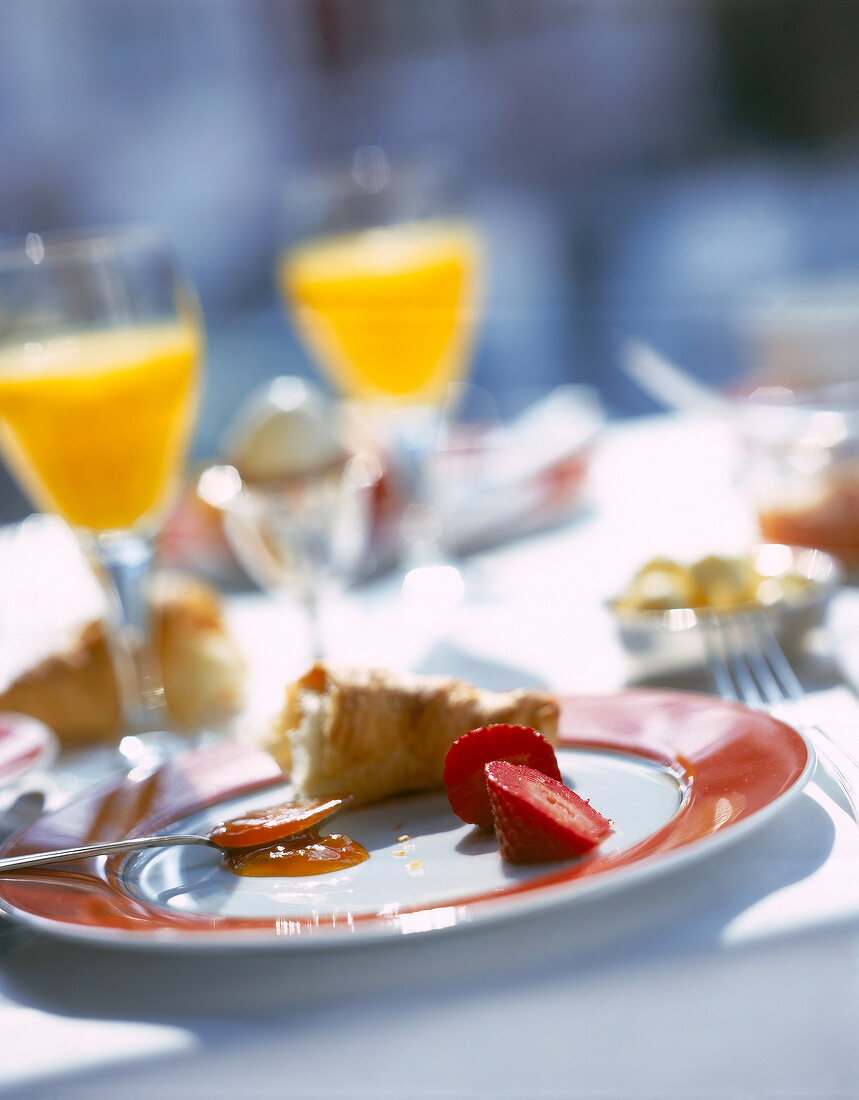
[0,690,813,950]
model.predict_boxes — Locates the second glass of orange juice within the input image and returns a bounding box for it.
[278,149,485,577]
[0,227,203,739]
[280,217,482,409]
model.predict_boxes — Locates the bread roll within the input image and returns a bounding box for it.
[0,572,245,744]
[151,572,246,730]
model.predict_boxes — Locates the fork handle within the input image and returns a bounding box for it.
[0,834,215,872]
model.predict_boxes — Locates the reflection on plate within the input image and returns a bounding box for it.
[0,691,812,951]
[0,712,57,794]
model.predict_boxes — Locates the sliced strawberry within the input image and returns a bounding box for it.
[444,724,562,829]
[485,760,612,863]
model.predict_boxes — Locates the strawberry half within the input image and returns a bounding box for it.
[485,760,612,863]
[444,724,562,829]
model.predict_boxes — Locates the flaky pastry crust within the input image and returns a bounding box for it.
[266,662,559,805]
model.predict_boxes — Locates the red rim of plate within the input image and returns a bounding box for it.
[0,689,812,947]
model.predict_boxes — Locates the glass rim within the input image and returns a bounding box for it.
[0,224,174,269]
[283,146,463,189]
[278,146,472,242]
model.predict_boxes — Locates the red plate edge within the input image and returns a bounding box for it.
[0,689,812,943]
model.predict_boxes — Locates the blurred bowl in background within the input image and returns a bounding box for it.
[608,543,842,681]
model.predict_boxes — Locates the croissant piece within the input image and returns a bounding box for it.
[0,572,245,744]
[266,662,559,806]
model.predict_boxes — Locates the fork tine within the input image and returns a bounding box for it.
[754,619,806,706]
[707,616,768,709]
[727,619,767,710]
[704,611,859,820]
[734,616,791,715]
[702,620,738,702]
[740,614,819,732]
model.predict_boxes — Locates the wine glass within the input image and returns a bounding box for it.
[276,147,485,597]
[0,226,203,749]
[208,374,367,665]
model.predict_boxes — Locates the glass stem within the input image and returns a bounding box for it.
[394,406,446,570]
[91,532,167,734]
[301,585,324,662]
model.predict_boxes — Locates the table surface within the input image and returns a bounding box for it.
[2,409,859,1100]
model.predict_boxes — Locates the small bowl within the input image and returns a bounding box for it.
[608,544,843,680]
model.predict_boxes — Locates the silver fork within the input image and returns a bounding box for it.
[704,613,859,820]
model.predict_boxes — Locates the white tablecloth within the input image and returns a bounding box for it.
[3,411,859,1100]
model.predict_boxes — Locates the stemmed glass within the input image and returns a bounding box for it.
[210,375,362,664]
[0,227,203,747]
[276,147,485,594]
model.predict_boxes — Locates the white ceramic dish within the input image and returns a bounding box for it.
[0,690,812,951]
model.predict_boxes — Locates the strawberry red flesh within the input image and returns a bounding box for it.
[444,724,562,829]
[485,760,612,863]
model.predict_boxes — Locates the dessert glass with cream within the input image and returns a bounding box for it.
[212,376,366,660]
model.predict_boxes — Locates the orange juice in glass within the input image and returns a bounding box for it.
[0,320,200,533]
[0,228,204,736]
[279,218,483,408]
[278,150,485,576]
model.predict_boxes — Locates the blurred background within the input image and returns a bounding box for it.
[3,0,859,522]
